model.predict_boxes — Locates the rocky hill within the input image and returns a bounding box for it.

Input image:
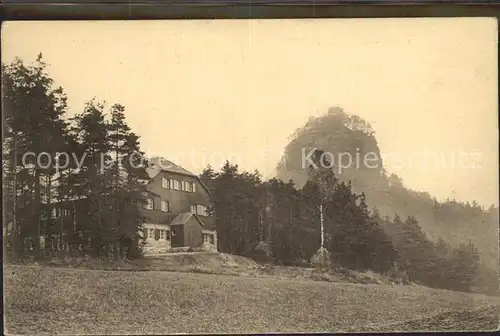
[276,107,498,285]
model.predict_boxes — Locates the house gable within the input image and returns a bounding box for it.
[171,212,205,227]
[139,158,214,230]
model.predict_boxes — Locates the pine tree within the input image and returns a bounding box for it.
[210,161,238,254]
[70,99,113,257]
[2,55,70,260]
[447,241,480,292]
[113,127,149,259]
[199,165,216,193]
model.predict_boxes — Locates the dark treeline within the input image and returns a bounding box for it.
[3,56,149,260]
[200,159,484,293]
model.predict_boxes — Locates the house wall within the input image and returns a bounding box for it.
[40,198,88,234]
[202,229,218,252]
[184,217,203,248]
[37,198,88,252]
[171,224,184,248]
[140,171,215,230]
[147,171,210,213]
[141,223,171,255]
[139,169,218,253]
[97,223,216,255]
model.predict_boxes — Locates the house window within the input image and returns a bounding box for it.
[162,177,170,189]
[197,205,208,216]
[173,180,180,190]
[191,204,208,216]
[161,200,170,212]
[145,198,154,210]
[148,228,154,239]
[203,233,214,244]
[180,181,195,192]
[160,230,165,240]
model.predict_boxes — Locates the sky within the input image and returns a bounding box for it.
[2,18,498,207]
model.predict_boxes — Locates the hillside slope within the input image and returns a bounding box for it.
[5,265,500,334]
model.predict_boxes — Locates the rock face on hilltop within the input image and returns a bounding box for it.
[276,107,498,278]
[277,107,384,190]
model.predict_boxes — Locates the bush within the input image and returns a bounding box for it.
[310,247,331,267]
[386,267,410,285]
[248,241,273,263]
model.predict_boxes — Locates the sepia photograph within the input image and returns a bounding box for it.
[2,17,499,334]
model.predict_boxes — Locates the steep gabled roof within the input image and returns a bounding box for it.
[146,157,195,178]
[170,212,204,227]
[145,156,211,194]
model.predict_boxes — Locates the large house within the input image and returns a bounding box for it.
[139,157,217,254]
[14,157,217,256]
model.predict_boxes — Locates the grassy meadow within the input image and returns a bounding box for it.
[4,264,499,334]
